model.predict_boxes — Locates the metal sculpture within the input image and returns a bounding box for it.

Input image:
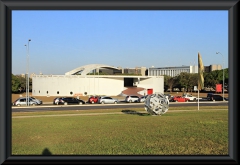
[144,93,169,116]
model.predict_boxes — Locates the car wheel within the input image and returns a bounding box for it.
[101,102,104,104]
[17,104,21,106]
[64,102,68,105]
[32,103,36,106]
[91,101,94,104]
[79,102,82,105]
[175,100,178,102]
[129,100,132,103]
[114,101,117,104]
[186,100,188,102]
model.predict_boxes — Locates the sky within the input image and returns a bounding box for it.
[12,10,228,75]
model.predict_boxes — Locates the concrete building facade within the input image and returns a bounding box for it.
[148,64,222,77]
[32,64,163,97]
[148,65,198,77]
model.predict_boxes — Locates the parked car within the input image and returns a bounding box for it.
[125,95,140,103]
[87,96,99,104]
[182,94,197,101]
[138,95,148,103]
[53,97,65,105]
[207,94,227,101]
[172,96,190,102]
[54,97,85,105]
[206,93,214,101]
[12,97,40,106]
[29,96,43,104]
[98,96,118,104]
[17,96,43,105]
[164,94,171,100]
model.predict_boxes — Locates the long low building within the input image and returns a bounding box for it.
[32,64,164,97]
[32,75,164,97]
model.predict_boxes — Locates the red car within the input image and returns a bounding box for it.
[172,96,190,102]
[88,96,99,104]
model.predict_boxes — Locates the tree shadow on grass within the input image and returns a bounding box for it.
[121,109,150,116]
[42,148,52,155]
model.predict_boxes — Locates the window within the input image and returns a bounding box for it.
[70,91,73,95]
[47,91,48,94]
[57,91,59,94]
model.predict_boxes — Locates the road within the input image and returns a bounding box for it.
[12,101,228,112]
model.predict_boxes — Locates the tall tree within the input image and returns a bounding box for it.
[188,73,198,93]
[178,72,190,92]
[15,75,27,92]
[12,74,21,93]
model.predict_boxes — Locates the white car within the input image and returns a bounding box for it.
[125,95,140,103]
[98,96,118,104]
[182,94,197,101]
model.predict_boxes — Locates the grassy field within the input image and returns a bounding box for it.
[12,106,228,155]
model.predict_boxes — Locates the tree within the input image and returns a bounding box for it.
[223,68,228,85]
[204,72,218,89]
[163,75,171,92]
[188,73,198,93]
[15,75,27,92]
[12,74,21,93]
[178,72,190,92]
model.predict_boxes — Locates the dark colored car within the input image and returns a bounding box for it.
[87,96,99,104]
[206,93,214,101]
[53,97,85,105]
[208,94,226,101]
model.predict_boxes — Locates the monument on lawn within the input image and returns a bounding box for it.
[144,93,169,116]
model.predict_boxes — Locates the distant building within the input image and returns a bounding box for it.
[20,74,26,78]
[204,64,222,73]
[148,64,222,77]
[148,65,198,77]
[123,67,147,76]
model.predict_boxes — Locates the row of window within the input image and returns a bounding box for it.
[35,91,74,95]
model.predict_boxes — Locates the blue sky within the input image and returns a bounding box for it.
[12,10,228,75]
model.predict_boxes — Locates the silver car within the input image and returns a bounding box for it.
[29,97,43,104]
[138,95,148,103]
[98,96,118,104]
[12,97,40,106]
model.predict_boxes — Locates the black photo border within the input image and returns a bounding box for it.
[0,0,239,164]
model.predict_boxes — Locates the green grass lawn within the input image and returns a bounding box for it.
[12,106,228,155]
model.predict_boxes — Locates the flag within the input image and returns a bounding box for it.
[198,52,204,90]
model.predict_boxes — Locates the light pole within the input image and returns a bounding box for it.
[216,52,224,101]
[27,39,31,106]
[24,44,27,103]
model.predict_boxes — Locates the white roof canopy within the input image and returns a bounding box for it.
[65,64,121,76]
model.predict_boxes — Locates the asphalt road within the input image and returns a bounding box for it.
[12,101,228,112]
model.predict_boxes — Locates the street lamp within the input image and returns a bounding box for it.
[216,52,224,101]
[27,39,31,106]
[24,44,27,104]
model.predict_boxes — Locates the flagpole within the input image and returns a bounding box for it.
[198,88,199,110]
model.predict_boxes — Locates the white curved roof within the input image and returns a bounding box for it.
[65,64,121,76]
